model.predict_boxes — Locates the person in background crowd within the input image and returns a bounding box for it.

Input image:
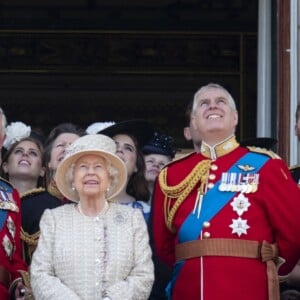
[151,83,300,300]
[30,134,154,299]
[99,119,154,220]
[280,104,300,300]
[183,99,202,152]
[142,132,176,203]
[0,121,61,266]
[0,109,28,300]
[44,122,85,203]
[143,133,176,300]
[289,103,300,185]
[1,121,46,193]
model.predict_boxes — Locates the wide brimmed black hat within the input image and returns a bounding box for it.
[98,119,155,147]
[240,137,278,149]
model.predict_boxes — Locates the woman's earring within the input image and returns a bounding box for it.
[105,186,110,197]
[71,186,76,191]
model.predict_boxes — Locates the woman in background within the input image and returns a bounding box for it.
[44,122,84,202]
[1,121,61,266]
[99,119,154,220]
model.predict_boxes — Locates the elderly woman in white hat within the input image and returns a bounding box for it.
[30,134,154,300]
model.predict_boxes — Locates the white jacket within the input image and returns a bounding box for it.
[30,202,154,300]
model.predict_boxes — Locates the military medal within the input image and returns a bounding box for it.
[230,193,250,216]
[229,217,250,237]
[0,189,18,212]
[2,235,14,259]
[229,173,237,192]
[6,216,16,238]
[219,173,228,191]
[250,174,260,193]
[0,190,9,201]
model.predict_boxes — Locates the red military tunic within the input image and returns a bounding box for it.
[0,178,27,299]
[152,137,300,300]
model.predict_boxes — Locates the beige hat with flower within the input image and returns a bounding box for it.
[55,134,127,202]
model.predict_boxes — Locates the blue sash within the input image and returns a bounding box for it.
[0,182,14,229]
[166,151,270,299]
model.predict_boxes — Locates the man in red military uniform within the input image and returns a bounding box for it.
[0,107,28,299]
[151,83,300,300]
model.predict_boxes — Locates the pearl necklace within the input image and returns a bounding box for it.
[77,201,108,217]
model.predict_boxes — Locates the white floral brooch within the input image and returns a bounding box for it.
[3,121,31,150]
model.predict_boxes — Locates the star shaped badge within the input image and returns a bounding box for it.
[230,193,251,216]
[229,217,250,237]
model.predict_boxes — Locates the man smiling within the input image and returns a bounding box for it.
[151,83,300,300]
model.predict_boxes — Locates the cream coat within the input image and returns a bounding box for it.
[30,203,154,300]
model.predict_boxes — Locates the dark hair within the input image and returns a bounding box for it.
[125,134,150,202]
[44,123,85,186]
[1,136,46,188]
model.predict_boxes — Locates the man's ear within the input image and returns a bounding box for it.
[233,110,239,127]
[191,116,198,131]
[183,127,192,141]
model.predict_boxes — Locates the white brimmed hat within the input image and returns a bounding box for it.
[55,134,127,202]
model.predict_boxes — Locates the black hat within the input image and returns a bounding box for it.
[240,137,278,149]
[98,119,155,148]
[143,132,177,159]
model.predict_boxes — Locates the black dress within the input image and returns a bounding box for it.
[21,187,62,265]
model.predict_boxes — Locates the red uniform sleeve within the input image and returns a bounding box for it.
[152,174,176,267]
[0,183,27,296]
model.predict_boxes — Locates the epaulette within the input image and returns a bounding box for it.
[165,151,196,167]
[0,176,14,188]
[246,146,281,159]
[21,187,45,198]
[289,164,300,171]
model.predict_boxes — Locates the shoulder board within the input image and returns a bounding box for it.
[289,164,300,171]
[0,177,13,188]
[21,187,45,198]
[246,146,281,159]
[0,176,14,189]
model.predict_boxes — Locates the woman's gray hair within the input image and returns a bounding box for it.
[0,107,7,137]
[192,83,237,112]
[66,156,119,198]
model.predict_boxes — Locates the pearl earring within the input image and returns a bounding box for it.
[105,186,110,198]
[71,186,76,191]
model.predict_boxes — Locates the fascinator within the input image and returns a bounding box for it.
[143,132,177,159]
[86,121,116,135]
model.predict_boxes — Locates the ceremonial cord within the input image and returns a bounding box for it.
[158,159,211,231]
